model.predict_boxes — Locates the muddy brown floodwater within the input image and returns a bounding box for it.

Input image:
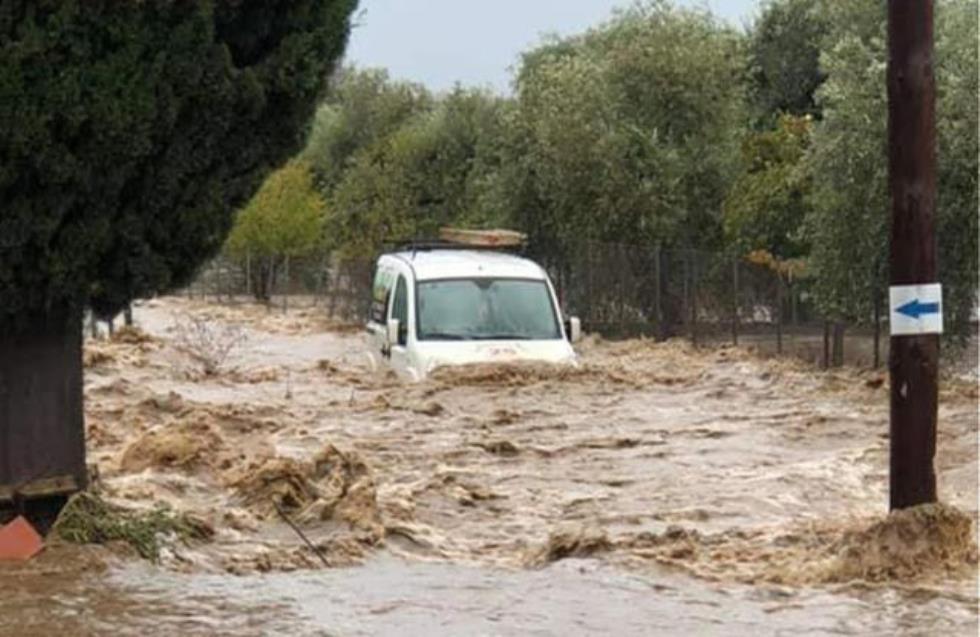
[1,296,976,636]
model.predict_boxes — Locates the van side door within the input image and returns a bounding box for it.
[387,270,414,378]
[367,261,396,369]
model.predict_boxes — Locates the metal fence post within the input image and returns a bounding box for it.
[790,283,798,325]
[264,259,272,308]
[654,243,662,339]
[822,320,831,369]
[873,289,882,369]
[283,255,290,313]
[246,250,252,300]
[776,277,783,355]
[689,251,698,347]
[731,257,739,346]
[587,240,595,327]
[329,260,338,317]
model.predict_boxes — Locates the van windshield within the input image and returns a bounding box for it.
[417,278,561,341]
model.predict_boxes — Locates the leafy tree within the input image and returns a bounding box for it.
[425,87,514,230]
[724,114,815,330]
[305,67,433,195]
[747,0,829,123]
[805,0,977,341]
[0,0,356,507]
[510,1,746,255]
[724,114,813,261]
[933,0,979,345]
[327,116,439,256]
[323,85,510,256]
[225,160,326,300]
[803,2,892,325]
[307,4,746,269]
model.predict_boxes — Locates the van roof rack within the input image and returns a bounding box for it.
[384,238,526,254]
[384,228,528,254]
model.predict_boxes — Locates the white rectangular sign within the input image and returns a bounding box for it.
[889,283,943,336]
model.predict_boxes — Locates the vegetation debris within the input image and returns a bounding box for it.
[53,492,212,562]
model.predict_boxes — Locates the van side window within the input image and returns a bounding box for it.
[371,267,393,324]
[392,275,408,345]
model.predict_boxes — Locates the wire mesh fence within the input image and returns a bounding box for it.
[533,241,887,369]
[183,253,372,323]
[184,243,891,369]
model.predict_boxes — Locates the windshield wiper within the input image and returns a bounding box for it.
[471,334,533,340]
[421,332,471,340]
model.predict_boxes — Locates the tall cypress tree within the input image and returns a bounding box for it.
[0,0,357,519]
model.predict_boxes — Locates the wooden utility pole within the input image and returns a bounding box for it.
[887,0,939,510]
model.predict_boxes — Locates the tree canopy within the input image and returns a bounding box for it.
[804,0,978,336]
[225,160,326,261]
[724,114,812,261]
[0,0,357,331]
[747,0,828,123]
[0,0,358,519]
[511,3,746,255]
[293,5,746,266]
[267,0,977,341]
[305,68,433,197]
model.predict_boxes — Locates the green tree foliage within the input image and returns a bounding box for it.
[289,0,976,349]
[934,0,979,343]
[0,0,356,507]
[305,4,745,264]
[724,114,813,261]
[805,0,977,339]
[308,73,510,257]
[226,160,326,260]
[805,2,888,324]
[509,2,746,258]
[0,0,357,329]
[305,68,433,196]
[748,0,828,123]
[225,160,326,299]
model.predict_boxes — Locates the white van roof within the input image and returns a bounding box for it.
[385,249,547,282]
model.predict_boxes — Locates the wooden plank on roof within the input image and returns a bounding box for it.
[438,227,527,247]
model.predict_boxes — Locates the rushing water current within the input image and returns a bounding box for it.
[3,553,978,636]
[1,297,975,636]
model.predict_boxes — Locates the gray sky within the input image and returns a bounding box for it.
[346,0,760,94]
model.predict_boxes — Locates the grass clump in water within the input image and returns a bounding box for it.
[53,492,212,561]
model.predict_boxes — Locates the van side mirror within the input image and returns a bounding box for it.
[386,318,400,346]
[565,317,582,343]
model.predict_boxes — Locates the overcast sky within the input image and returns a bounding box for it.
[346,1,760,94]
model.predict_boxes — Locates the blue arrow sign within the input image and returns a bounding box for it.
[896,299,940,320]
[890,284,943,335]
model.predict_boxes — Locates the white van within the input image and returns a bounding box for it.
[366,243,581,381]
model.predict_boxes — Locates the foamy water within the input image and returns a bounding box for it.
[1,296,974,635]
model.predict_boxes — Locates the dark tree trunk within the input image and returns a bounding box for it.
[822,320,831,369]
[0,308,87,530]
[776,279,784,355]
[832,322,846,367]
[790,284,798,325]
[657,249,686,341]
[283,255,290,313]
[250,257,282,303]
[250,257,278,302]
